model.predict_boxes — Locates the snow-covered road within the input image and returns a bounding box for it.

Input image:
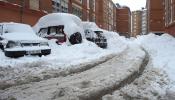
[0,45,147,100]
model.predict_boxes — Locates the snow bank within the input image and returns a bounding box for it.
[134,33,175,98]
[0,30,127,69]
[135,34,175,82]
[0,28,128,87]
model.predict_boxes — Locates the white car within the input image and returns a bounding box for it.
[0,23,51,58]
[33,13,84,45]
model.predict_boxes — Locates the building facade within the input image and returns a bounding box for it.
[0,0,52,25]
[141,8,148,35]
[131,11,142,37]
[147,0,165,33]
[164,0,175,36]
[116,5,131,37]
[0,0,117,32]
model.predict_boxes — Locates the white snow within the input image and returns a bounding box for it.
[133,33,175,99]
[0,27,128,88]
[1,23,44,41]
[134,34,175,82]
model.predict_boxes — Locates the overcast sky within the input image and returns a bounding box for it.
[112,0,146,11]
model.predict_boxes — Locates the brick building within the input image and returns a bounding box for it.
[116,5,131,37]
[147,0,165,33]
[147,0,175,36]
[0,0,52,26]
[131,11,142,37]
[0,0,117,32]
[95,0,116,31]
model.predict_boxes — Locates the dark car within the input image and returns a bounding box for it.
[84,28,107,48]
[0,23,51,58]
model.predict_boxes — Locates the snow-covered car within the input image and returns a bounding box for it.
[34,13,84,45]
[0,23,51,58]
[82,22,107,48]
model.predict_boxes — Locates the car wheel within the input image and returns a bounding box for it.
[69,32,82,45]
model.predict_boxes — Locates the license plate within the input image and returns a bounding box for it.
[27,50,41,54]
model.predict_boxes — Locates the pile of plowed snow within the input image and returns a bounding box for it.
[134,33,175,99]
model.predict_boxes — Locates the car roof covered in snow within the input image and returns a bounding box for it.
[82,22,103,32]
[0,22,34,33]
[0,22,45,41]
[33,13,84,37]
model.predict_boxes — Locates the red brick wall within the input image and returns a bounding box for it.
[147,0,165,32]
[116,7,131,36]
[0,1,46,26]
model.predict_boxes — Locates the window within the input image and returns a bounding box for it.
[29,0,39,10]
[38,28,48,37]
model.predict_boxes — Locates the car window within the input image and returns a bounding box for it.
[57,26,64,34]
[95,31,103,37]
[50,27,57,35]
[0,25,3,35]
[38,28,48,37]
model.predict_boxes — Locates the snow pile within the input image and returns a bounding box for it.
[33,13,84,38]
[103,30,128,51]
[1,23,44,41]
[135,34,175,82]
[0,31,127,68]
[134,33,175,99]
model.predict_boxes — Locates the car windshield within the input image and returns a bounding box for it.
[3,24,34,34]
[94,31,103,37]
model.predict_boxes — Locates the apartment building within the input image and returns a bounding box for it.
[116,5,131,37]
[147,0,165,33]
[164,0,175,36]
[141,8,148,35]
[131,11,142,37]
[0,0,117,32]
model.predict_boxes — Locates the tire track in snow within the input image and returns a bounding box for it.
[0,46,148,100]
[101,49,149,100]
[0,50,126,90]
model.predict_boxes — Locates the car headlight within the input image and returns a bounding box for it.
[6,41,21,48]
[40,42,49,46]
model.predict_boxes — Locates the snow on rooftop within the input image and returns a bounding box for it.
[1,22,45,41]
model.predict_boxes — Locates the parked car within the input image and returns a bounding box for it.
[82,22,107,48]
[0,23,51,58]
[33,13,84,45]
[154,32,165,36]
